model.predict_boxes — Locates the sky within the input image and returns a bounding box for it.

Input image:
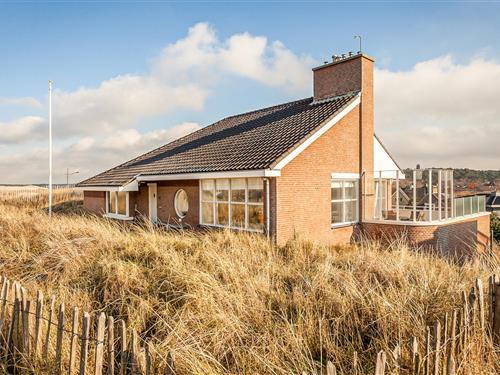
[1,1,500,184]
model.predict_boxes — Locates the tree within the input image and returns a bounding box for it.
[491,214,500,242]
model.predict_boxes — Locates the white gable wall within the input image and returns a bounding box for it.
[374,136,404,178]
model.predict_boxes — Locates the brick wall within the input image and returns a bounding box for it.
[83,191,106,215]
[131,180,200,226]
[361,213,491,259]
[274,108,361,245]
[272,54,374,246]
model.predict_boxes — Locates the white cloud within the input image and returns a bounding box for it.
[0,122,201,184]
[153,23,314,92]
[0,97,42,108]
[0,116,45,144]
[375,55,500,169]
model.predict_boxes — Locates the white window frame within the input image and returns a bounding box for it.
[104,191,132,220]
[199,178,264,233]
[331,178,359,228]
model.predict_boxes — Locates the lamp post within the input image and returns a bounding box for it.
[48,80,53,217]
[66,169,79,187]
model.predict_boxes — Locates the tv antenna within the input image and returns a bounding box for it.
[354,35,362,54]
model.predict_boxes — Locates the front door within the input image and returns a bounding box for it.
[148,183,158,223]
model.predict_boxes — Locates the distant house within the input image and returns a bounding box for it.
[487,192,500,214]
[78,52,490,253]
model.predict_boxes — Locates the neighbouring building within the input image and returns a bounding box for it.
[487,192,500,214]
[77,52,491,256]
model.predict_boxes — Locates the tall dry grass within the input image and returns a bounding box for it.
[0,203,498,374]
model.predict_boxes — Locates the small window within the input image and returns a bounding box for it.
[331,179,359,226]
[106,191,129,218]
[174,189,189,218]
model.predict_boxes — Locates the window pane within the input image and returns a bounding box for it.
[344,181,356,200]
[117,192,127,216]
[174,189,189,217]
[248,204,264,230]
[231,204,245,228]
[231,178,246,202]
[109,192,117,214]
[217,202,229,225]
[331,201,343,223]
[345,200,357,222]
[331,181,342,200]
[216,179,229,202]
[248,178,263,203]
[202,180,214,201]
[202,202,214,224]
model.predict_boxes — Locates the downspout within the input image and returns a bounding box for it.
[264,178,270,239]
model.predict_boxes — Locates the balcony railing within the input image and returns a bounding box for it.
[362,169,487,223]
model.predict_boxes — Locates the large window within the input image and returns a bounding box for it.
[106,191,129,218]
[331,179,359,226]
[201,178,264,232]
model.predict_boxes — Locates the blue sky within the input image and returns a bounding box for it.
[1,1,500,183]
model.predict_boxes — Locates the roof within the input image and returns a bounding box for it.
[78,92,359,187]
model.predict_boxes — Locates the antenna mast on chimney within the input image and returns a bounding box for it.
[354,35,362,54]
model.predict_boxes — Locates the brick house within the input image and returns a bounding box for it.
[77,53,491,254]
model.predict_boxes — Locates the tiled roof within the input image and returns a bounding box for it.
[78,92,359,187]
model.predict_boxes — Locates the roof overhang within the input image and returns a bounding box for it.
[136,169,281,182]
[78,169,281,191]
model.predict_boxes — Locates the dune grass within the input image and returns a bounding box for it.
[0,202,498,374]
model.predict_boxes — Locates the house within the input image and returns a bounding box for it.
[487,191,500,214]
[77,52,490,254]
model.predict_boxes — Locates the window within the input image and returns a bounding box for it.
[106,191,129,218]
[174,189,189,218]
[331,179,359,226]
[200,178,264,232]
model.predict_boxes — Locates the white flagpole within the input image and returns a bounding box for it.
[48,80,53,217]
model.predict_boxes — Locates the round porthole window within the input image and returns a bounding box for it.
[174,189,189,218]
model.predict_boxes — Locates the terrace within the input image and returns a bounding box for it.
[362,168,487,224]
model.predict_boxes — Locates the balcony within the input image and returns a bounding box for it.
[362,169,487,224]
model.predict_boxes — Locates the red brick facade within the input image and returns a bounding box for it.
[83,191,106,215]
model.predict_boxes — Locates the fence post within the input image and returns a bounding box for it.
[375,351,386,375]
[0,278,10,334]
[68,307,79,374]
[425,326,431,375]
[353,350,358,375]
[55,302,65,374]
[79,312,91,375]
[44,295,56,361]
[326,360,337,375]
[145,341,153,375]
[34,290,44,356]
[433,321,441,375]
[22,299,31,355]
[410,336,419,375]
[119,321,127,375]
[494,282,500,344]
[476,279,485,332]
[165,351,175,375]
[107,316,115,375]
[94,312,106,375]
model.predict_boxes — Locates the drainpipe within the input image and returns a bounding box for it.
[264,178,270,239]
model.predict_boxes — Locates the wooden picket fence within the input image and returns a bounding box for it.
[0,276,174,374]
[326,274,500,375]
[0,274,499,374]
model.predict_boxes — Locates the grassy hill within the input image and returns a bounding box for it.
[0,203,498,374]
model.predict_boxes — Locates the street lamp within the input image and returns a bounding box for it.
[66,169,80,187]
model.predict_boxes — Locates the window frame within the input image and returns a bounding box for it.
[174,189,189,218]
[105,191,132,220]
[199,178,264,233]
[331,178,359,228]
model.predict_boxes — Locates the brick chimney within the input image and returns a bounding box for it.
[312,52,375,182]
